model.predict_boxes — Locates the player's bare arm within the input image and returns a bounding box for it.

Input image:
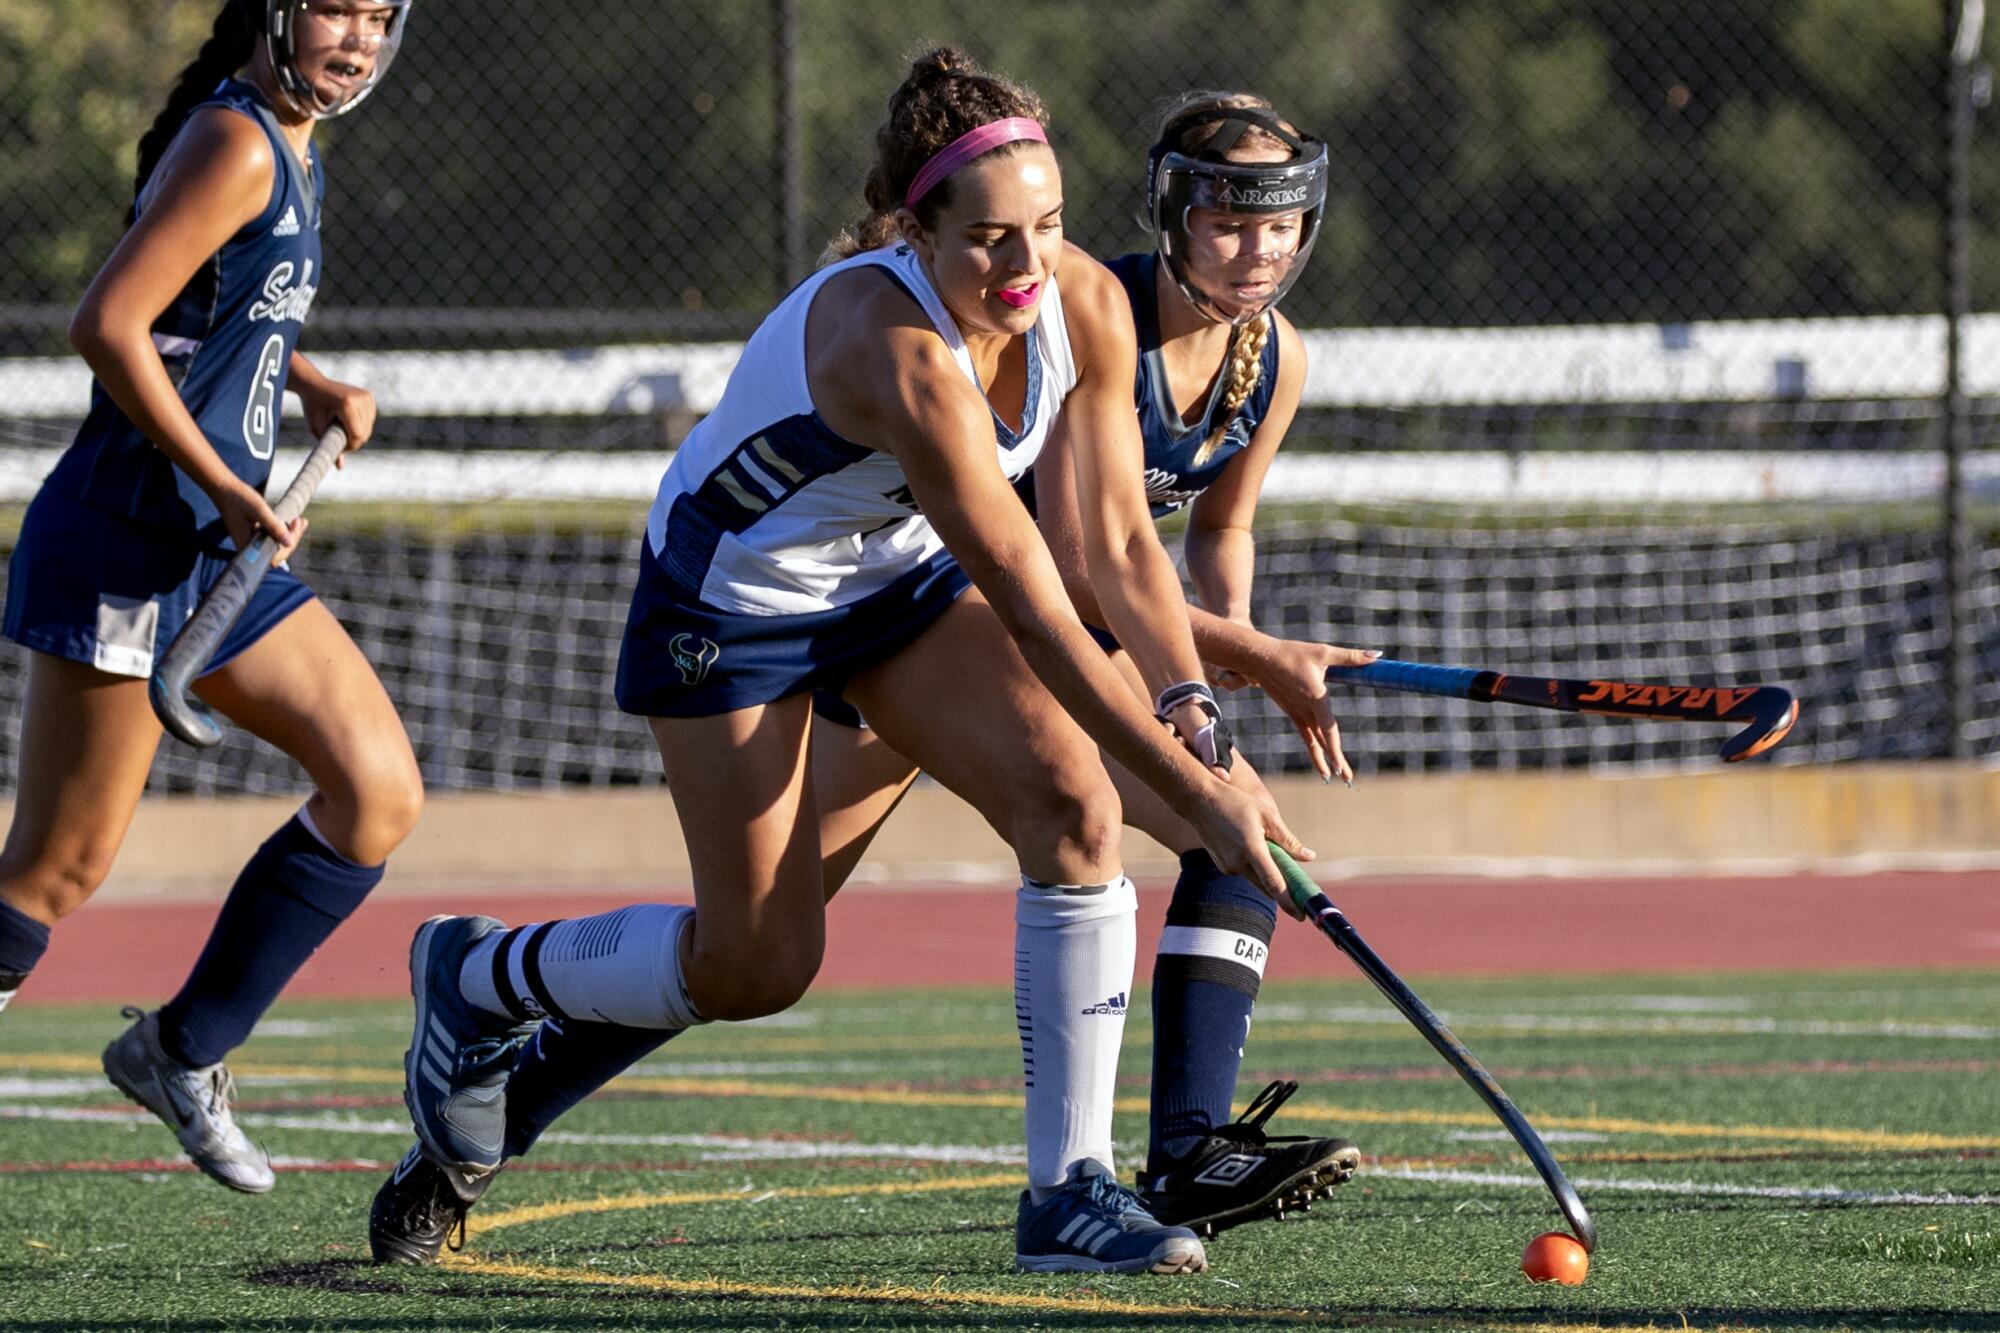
[69,109,297,553]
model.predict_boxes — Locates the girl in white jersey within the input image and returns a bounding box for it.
[790,93,1378,1242]
[374,49,1311,1278]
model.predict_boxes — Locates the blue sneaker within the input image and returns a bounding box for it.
[403,915,534,1177]
[1015,1162,1207,1274]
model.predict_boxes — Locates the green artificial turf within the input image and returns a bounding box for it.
[2,969,1996,1332]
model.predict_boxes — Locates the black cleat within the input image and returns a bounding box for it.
[369,1142,496,1265]
[1136,1080,1361,1237]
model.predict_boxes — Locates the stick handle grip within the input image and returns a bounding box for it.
[1267,842,1327,918]
[1328,658,1483,699]
[268,423,347,526]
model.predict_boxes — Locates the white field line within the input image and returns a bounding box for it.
[1393,1165,2000,1207]
[1448,1129,1612,1144]
[10,1103,1982,1207]
[623,1060,890,1077]
[1258,1005,2000,1041]
[0,1105,1025,1164]
[0,1078,114,1098]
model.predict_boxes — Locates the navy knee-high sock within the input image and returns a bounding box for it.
[502,1016,678,1159]
[158,811,382,1068]
[1146,849,1277,1174]
[0,898,51,1011]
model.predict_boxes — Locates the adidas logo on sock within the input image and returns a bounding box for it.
[273,205,300,237]
[1079,991,1127,1016]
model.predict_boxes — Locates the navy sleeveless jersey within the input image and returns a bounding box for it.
[46,79,322,545]
[1106,252,1279,517]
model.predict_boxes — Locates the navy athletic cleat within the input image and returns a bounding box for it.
[369,1141,496,1265]
[403,915,534,1177]
[1014,1162,1207,1274]
[1136,1079,1360,1236]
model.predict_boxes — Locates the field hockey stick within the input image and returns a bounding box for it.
[1266,842,1598,1253]
[149,423,348,748]
[1326,659,1799,762]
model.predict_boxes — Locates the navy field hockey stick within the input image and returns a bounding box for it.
[149,424,348,747]
[1266,843,1597,1253]
[1327,658,1799,762]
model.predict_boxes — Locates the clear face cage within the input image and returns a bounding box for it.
[266,0,413,120]
[1146,113,1329,326]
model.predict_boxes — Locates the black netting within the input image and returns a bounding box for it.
[0,1,1994,794]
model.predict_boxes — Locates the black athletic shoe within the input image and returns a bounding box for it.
[369,1142,496,1265]
[1136,1080,1361,1237]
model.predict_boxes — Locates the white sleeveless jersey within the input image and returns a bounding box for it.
[644,243,1077,616]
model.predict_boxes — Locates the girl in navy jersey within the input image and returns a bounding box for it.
[372,49,1311,1278]
[1037,92,1374,1238]
[0,0,418,1193]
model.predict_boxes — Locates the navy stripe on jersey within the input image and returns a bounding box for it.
[658,413,873,599]
[996,334,1043,450]
[869,264,1042,450]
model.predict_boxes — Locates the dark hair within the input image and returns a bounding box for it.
[133,0,259,200]
[824,46,1048,262]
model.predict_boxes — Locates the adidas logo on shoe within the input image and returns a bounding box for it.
[273,205,300,237]
[1080,991,1127,1016]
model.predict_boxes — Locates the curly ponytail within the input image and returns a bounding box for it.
[1194,312,1271,467]
[132,0,258,202]
[822,45,1048,263]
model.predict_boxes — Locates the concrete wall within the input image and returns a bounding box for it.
[49,761,1999,903]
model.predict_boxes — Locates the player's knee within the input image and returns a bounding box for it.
[0,849,113,922]
[692,932,822,1021]
[326,758,424,865]
[1062,778,1124,869]
[368,762,425,853]
[1007,768,1123,876]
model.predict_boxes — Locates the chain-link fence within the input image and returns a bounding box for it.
[5,2,1989,342]
[0,0,1993,794]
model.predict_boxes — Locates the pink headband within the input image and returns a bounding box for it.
[903,117,1049,209]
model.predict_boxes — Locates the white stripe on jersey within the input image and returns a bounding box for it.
[646,244,1076,616]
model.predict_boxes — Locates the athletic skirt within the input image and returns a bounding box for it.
[614,535,972,718]
[3,484,313,679]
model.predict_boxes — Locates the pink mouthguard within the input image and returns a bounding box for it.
[997,283,1040,308]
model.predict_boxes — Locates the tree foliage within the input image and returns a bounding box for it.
[1,0,1993,344]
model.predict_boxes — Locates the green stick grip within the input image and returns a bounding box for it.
[1266,842,1323,916]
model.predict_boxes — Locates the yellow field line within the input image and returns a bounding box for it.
[8,1051,1996,1152]
[451,1193,1752,1332]
[444,1253,1759,1332]
[444,1254,1343,1322]
[4,1051,404,1083]
[464,1171,1018,1237]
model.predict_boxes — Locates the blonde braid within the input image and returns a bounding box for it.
[1193,312,1271,467]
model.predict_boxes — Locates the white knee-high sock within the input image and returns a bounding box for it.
[458,904,707,1029]
[1014,874,1138,1200]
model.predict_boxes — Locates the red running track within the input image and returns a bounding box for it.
[24,871,1999,1002]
